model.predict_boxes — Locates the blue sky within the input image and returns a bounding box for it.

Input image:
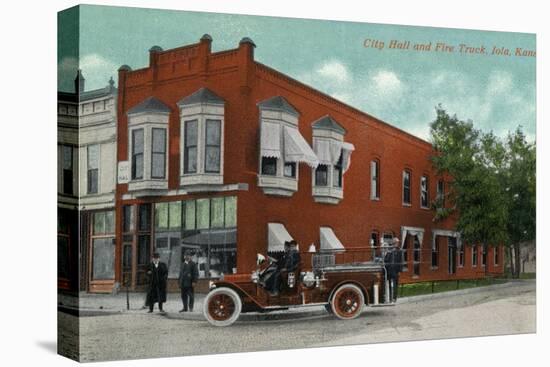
[58,5,536,141]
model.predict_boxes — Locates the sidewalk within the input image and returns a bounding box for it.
[58,279,534,320]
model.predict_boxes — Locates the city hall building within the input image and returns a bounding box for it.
[66,35,504,293]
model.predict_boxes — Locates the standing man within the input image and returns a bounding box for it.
[179,251,199,312]
[146,252,168,313]
[384,237,403,303]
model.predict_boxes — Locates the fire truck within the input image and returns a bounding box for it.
[203,248,395,326]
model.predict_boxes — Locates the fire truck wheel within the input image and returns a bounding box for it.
[203,287,242,327]
[330,284,364,320]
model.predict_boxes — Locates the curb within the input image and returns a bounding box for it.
[396,279,534,305]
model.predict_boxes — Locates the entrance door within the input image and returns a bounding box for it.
[448,237,457,274]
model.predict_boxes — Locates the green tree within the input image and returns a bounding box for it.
[430,107,509,275]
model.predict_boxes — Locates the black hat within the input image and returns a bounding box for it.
[153,252,160,258]
[184,250,193,256]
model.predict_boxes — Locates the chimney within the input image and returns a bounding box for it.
[74,69,85,93]
[238,37,256,91]
[149,45,163,67]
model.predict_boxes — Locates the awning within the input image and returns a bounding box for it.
[268,223,293,253]
[260,122,281,158]
[181,228,237,246]
[400,226,425,249]
[342,142,355,173]
[328,140,355,172]
[320,227,345,252]
[313,139,332,165]
[432,229,462,250]
[283,126,319,168]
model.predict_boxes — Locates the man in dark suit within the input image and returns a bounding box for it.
[384,238,404,303]
[178,251,199,312]
[146,252,168,313]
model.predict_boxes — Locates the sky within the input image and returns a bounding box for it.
[58,5,536,142]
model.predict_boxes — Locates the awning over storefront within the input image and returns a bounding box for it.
[181,228,237,246]
[320,227,345,252]
[432,229,462,250]
[268,223,293,253]
[400,226,425,248]
[283,126,319,168]
[260,121,281,159]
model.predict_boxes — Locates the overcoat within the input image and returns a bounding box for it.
[179,260,199,288]
[146,262,168,305]
[384,248,404,279]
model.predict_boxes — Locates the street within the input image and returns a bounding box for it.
[59,281,535,362]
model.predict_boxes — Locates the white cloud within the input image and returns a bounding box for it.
[370,70,402,96]
[316,60,350,83]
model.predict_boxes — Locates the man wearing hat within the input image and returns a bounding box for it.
[146,252,168,313]
[178,251,199,312]
[384,237,404,303]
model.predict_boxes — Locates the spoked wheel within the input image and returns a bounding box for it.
[331,284,365,320]
[203,287,242,327]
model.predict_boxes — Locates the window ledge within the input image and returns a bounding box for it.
[431,266,439,270]
[128,179,168,195]
[371,196,380,201]
[313,186,343,205]
[258,175,297,197]
[402,203,412,207]
[180,173,223,189]
[420,206,430,210]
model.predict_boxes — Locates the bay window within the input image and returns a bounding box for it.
[311,115,354,204]
[127,96,170,194]
[178,88,225,190]
[257,96,319,197]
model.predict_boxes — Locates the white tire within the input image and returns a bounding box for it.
[203,287,242,327]
[330,284,365,320]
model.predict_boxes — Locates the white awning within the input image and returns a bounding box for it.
[328,140,355,172]
[313,139,332,165]
[342,142,355,173]
[260,122,281,158]
[432,229,462,250]
[268,223,293,253]
[283,126,319,168]
[320,227,345,252]
[400,226,425,249]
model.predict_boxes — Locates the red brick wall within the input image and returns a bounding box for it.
[115,37,504,285]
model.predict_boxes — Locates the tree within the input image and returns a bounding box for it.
[502,128,536,277]
[430,108,536,277]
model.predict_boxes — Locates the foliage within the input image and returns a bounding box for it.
[429,106,535,270]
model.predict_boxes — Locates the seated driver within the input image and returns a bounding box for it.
[271,240,301,295]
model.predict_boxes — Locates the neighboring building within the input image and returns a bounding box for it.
[58,71,118,292]
[99,35,505,294]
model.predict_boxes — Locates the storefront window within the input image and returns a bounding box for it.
[155,201,182,278]
[180,196,238,278]
[91,210,115,280]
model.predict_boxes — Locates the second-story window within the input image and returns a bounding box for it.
[261,157,277,176]
[87,144,99,194]
[151,128,166,179]
[371,159,380,199]
[420,175,429,208]
[62,145,73,195]
[205,119,221,173]
[131,129,144,180]
[315,164,328,186]
[403,170,411,205]
[472,244,478,267]
[333,154,343,188]
[184,120,198,174]
[284,162,296,178]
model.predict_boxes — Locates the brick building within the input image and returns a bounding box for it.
[82,35,504,293]
[58,71,118,292]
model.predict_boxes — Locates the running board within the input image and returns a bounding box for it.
[369,303,396,307]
